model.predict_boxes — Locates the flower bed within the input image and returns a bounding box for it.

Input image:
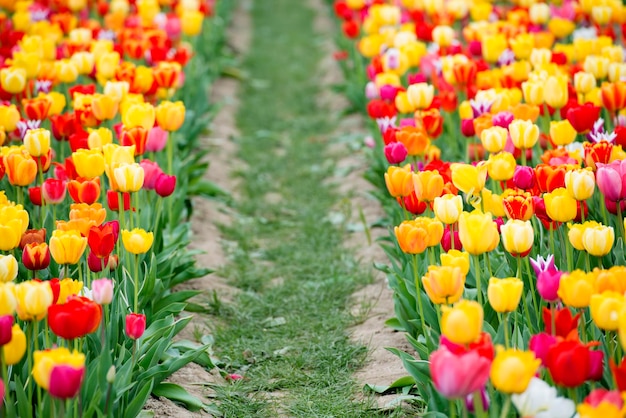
[0,0,232,416]
[333,0,626,416]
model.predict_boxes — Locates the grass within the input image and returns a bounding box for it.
[208,0,405,416]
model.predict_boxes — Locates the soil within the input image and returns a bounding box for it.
[146,1,409,415]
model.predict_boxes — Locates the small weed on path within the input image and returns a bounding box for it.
[209,0,404,417]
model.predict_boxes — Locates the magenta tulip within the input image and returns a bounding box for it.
[537,270,563,302]
[125,313,146,340]
[155,174,176,197]
[49,365,85,399]
[429,346,491,399]
[0,315,13,346]
[596,160,626,202]
[384,142,408,164]
[513,165,536,190]
[529,332,557,365]
[588,350,604,381]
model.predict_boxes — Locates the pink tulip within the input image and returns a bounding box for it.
[49,365,85,399]
[585,389,624,409]
[155,173,177,197]
[606,198,626,215]
[596,160,626,202]
[537,270,563,302]
[139,159,164,190]
[91,278,113,305]
[384,142,408,164]
[380,85,399,102]
[429,346,491,399]
[0,379,4,403]
[146,126,168,152]
[125,313,146,340]
[0,315,13,346]
[529,332,557,365]
[42,178,66,204]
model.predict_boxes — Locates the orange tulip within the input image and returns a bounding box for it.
[155,101,185,132]
[413,170,444,202]
[69,203,107,227]
[5,150,37,187]
[396,126,430,157]
[601,82,626,113]
[385,165,414,198]
[92,94,119,121]
[394,220,429,254]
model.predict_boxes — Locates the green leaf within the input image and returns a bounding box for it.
[152,383,205,412]
[384,317,405,331]
[124,379,154,418]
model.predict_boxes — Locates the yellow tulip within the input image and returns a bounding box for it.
[49,230,87,265]
[509,119,539,150]
[440,299,483,345]
[451,162,488,196]
[33,348,85,390]
[422,265,465,305]
[574,72,597,94]
[181,10,203,36]
[582,224,614,257]
[103,81,130,103]
[433,194,463,224]
[440,250,470,276]
[487,152,516,181]
[480,126,508,154]
[87,128,113,150]
[522,80,544,106]
[590,291,624,331]
[14,280,53,321]
[487,277,523,313]
[577,401,625,418]
[0,283,16,315]
[23,128,51,158]
[3,324,26,365]
[550,120,577,147]
[0,104,21,132]
[490,347,540,394]
[113,163,145,193]
[500,219,534,257]
[57,278,84,305]
[121,228,154,255]
[477,189,506,218]
[584,55,610,80]
[0,254,18,282]
[544,188,577,223]
[482,34,507,63]
[565,168,595,201]
[568,221,599,251]
[54,59,79,84]
[458,211,500,256]
[72,149,105,179]
[155,101,185,132]
[0,67,26,94]
[406,83,434,110]
[544,75,569,109]
[70,51,95,75]
[96,51,121,81]
[558,270,596,308]
[92,94,119,121]
[122,103,155,131]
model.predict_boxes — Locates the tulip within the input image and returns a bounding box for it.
[480,126,508,154]
[384,142,407,164]
[155,101,186,132]
[42,178,66,205]
[522,81,544,106]
[22,243,51,271]
[487,277,523,313]
[406,83,434,110]
[487,152,516,181]
[546,340,591,387]
[29,187,43,206]
[3,324,26,365]
[451,163,487,196]
[537,270,563,302]
[92,278,114,305]
[384,165,414,198]
[441,300,483,345]
[502,190,534,221]
[0,255,18,283]
[577,394,625,417]
[121,228,154,255]
[558,270,596,308]
[0,315,13,346]
[529,333,558,366]
[0,104,20,132]
[591,291,624,331]
[458,211,500,256]
[511,378,576,418]
[422,265,465,305]
[512,165,536,190]
[509,119,539,150]
[125,313,146,340]
[24,128,51,158]
[500,219,534,257]
[50,230,88,265]
[0,67,26,94]
[14,281,53,321]
[87,253,118,273]
[121,126,148,156]
[429,346,491,399]
[440,250,470,276]
[396,127,430,156]
[542,307,579,339]
[155,173,177,197]
[585,142,614,170]
[596,160,626,202]
[490,348,540,394]
[0,283,16,316]
[87,127,113,150]
[433,194,463,225]
[544,75,569,109]
[564,168,595,201]
[549,120,577,147]
[113,163,145,193]
[69,203,106,227]
[582,224,614,256]
[596,267,626,294]
[48,296,102,340]
[107,190,132,212]
[88,221,119,259]
[72,149,105,179]
[544,188,577,223]
[122,103,155,131]
[5,150,37,187]
[574,72,597,94]
[49,365,85,399]
[146,126,169,152]
[181,10,203,36]
[153,61,181,90]
[68,177,101,205]
[33,348,85,391]
[413,170,443,202]
[92,94,118,121]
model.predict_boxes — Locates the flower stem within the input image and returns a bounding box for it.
[134,254,140,313]
[473,254,483,305]
[412,254,427,335]
[499,395,511,418]
[503,312,511,349]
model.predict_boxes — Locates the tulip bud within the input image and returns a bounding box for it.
[0,315,13,346]
[155,173,177,197]
[125,313,146,340]
[91,278,113,305]
[106,365,116,383]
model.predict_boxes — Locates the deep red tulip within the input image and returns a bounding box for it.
[68,177,100,204]
[107,190,131,212]
[29,186,42,206]
[42,178,66,204]
[543,307,580,339]
[69,130,89,152]
[125,313,146,340]
[22,242,51,271]
[50,113,78,141]
[155,173,176,197]
[611,358,626,391]
[566,103,601,133]
[441,226,462,252]
[398,190,427,215]
[49,365,84,399]
[0,315,13,346]
[87,252,118,273]
[88,221,119,259]
[546,340,590,387]
[48,296,102,340]
[588,350,604,382]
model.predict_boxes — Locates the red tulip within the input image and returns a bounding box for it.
[529,332,557,365]
[155,173,176,197]
[0,315,13,346]
[88,221,119,259]
[48,296,102,340]
[22,242,51,271]
[546,340,590,387]
[49,365,84,399]
[125,313,146,340]
[107,190,131,211]
[69,130,89,152]
[68,177,101,204]
[22,97,51,121]
[588,350,604,382]
[566,103,601,133]
[42,178,66,204]
[429,345,491,399]
[121,126,148,156]
[611,358,626,391]
[29,186,42,206]
[87,252,118,273]
[542,307,580,339]
[50,113,78,141]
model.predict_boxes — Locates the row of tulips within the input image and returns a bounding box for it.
[333,0,626,416]
[0,0,231,416]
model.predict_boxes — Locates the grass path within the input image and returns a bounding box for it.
[209,0,399,416]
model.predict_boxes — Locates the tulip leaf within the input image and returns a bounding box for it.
[153,382,205,412]
[384,317,405,331]
[124,379,154,418]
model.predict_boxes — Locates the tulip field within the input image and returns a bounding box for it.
[0,0,235,416]
[331,0,626,416]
